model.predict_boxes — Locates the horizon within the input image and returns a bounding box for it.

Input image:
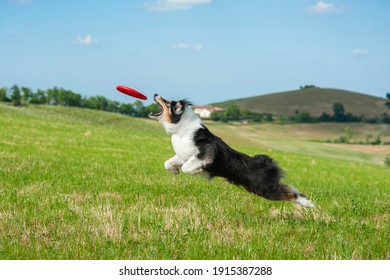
[1,0,389,105]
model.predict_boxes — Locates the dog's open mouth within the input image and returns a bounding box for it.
[148,94,164,118]
[149,104,163,117]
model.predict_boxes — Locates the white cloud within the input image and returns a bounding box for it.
[305,1,346,14]
[75,34,97,46]
[192,44,204,51]
[171,43,204,51]
[171,43,190,50]
[352,49,369,55]
[145,0,213,12]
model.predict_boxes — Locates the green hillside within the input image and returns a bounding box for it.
[214,88,389,117]
[0,103,389,259]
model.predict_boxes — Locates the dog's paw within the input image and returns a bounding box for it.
[181,166,203,175]
[164,160,181,175]
[191,169,204,175]
[167,168,180,175]
[295,196,315,208]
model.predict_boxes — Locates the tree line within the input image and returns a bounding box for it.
[288,102,390,124]
[210,106,273,122]
[210,101,390,124]
[1,85,389,123]
[0,85,160,118]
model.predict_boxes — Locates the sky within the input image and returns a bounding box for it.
[1,0,390,105]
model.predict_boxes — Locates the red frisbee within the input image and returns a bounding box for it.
[116,85,147,100]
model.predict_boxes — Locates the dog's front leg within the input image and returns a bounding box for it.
[181,155,205,175]
[164,155,184,175]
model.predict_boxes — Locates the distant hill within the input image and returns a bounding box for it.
[213,88,389,118]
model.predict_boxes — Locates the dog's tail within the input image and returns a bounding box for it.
[255,182,315,208]
[251,155,315,208]
[289,185,315,208]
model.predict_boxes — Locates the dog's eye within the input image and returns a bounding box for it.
[166,101,175,108]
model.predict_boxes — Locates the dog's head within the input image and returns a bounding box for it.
[148,94,192,125]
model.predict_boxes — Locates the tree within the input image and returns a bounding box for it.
[386,93,390,108]
[30,89,47,104]
[379,113,390,124]
[46,87,60,105]
[210,111,223,121]
[95,96,108,110]
[224,105,241,121]
[300,85,317,89]
[44,87,82,106]
[107,100,120,113]
[0,87,10,102]
[145,103,161,117]
[133,101,144,117]
[263,113,273,122]
[21,87,32,103]
[119,103,135,116]
[318,112,332,122]
[64,90,81,106]
[297,112,314,123]
[332,102,346,122]
[10,85,22,106]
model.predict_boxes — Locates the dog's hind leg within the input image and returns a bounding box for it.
[181,155,205,175]
[260,184,315,208]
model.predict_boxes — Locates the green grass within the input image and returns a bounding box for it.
[1,103,389,259]
[207,122,390,165]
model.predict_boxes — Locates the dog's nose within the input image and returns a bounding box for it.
[154,93,159,98]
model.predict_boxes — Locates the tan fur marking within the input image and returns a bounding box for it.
[154,96,172,123]
[158,96,172,123]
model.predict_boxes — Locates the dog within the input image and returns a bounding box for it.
[149,94,314,208]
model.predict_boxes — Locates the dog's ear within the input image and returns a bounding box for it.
[182,99,193,107]
[174,101,185,115]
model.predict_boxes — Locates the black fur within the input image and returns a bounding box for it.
[194,125,300,201]
[169,100,192,124]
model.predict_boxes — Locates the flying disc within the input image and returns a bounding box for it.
[116,85,147,100]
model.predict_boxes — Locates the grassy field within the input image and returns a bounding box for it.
[1,103,389,259]
[207,122,390,165]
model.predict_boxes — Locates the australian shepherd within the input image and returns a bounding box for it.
[149,94,314,208]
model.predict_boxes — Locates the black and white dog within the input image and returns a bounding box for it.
[149,94,314,208]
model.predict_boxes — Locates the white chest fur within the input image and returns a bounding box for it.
[161,107,204,163]
[171,133,199,162]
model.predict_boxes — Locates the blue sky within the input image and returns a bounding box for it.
[1,0,389,105]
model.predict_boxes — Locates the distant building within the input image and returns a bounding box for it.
[193,105,224,119]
